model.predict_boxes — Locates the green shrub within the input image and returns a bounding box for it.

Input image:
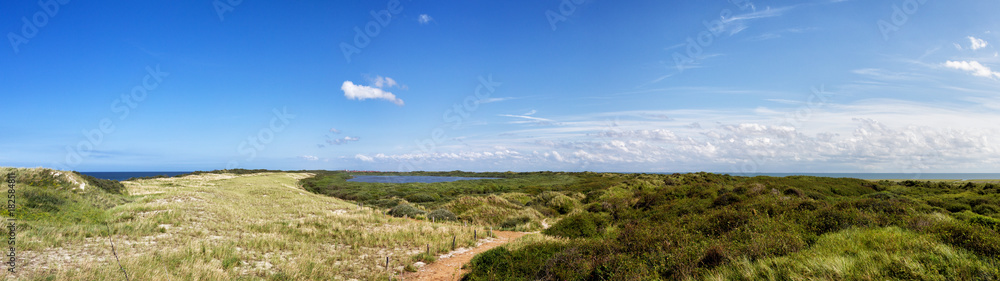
[500,216,532,229]
[700,208,751,235]
[929,219,1000,257]
[404,192,439,203]
[427,209,457,221]
[543,212,604,239]
[388,203,426,218]
[464,242,568,281]
[945,202,971,213]
[968,215,1000,232]
[973,204,999,216]
[74,172,127,195]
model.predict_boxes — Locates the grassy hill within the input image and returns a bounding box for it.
[2,168,486,280]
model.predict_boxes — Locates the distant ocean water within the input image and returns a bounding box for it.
[724,173,1000,180]
[80,172,192,181]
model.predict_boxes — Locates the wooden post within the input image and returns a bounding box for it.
[386,256,389,271]
[452,235,456,250]
[474,229,477,240]
[426,244,430,256]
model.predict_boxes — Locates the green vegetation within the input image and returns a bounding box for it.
[302,171,582,230]
[456,173,1000,280]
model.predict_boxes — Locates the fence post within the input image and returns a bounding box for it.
[452,235,456,250]
[474,229,477,240]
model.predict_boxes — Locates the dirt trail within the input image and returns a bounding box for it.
[404,230,527,281]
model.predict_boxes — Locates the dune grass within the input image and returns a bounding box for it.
[6,169,488,280]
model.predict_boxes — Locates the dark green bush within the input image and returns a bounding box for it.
[387,203,425,218]
[700,208,751,235]
[427,209,457,221]
[75,172,127,195]
[543,212,605,239]
[929,219,1000,257]
[969,215,1000,232]
[405,192,439,203]
[500,216,532,229]
[945,202,971,213]
[22,188,65,212]
[464,242,567,281]
[973,204,999,216]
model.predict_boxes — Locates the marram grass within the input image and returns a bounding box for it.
[7,170,488,280]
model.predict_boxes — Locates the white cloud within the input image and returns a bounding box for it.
[327,136,360,145]
[371,75,400,89]
[418,14,434,24]
[329,128,341,134]
[969,36,989,50]
[342,81,404,106]
[943,60,1000,79]
[299,155,319,161]
[355,154,374,162]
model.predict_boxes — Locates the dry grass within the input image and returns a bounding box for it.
[13,172,487,280]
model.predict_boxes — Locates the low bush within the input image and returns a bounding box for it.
[973,204,999,216]
[427,209,457,221]
[388,203,426,218]
[543,212,605,239]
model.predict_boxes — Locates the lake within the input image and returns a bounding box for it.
[346,175,499,183]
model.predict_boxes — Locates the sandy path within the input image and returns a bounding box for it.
[404,230,527,281]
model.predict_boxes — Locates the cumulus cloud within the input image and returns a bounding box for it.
[342,80,404,106]
[299,155,319,161]
[969,36,989,50]
[329,128,341,134]
[418,14,433,24]
[355,154,374,162]
[943,60,1000,79]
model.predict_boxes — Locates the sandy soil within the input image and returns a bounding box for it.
[404,230,527,281]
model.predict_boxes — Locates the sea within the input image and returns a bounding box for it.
[78,172,1000,182]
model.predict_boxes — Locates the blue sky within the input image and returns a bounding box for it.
[3,0,1000,173]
